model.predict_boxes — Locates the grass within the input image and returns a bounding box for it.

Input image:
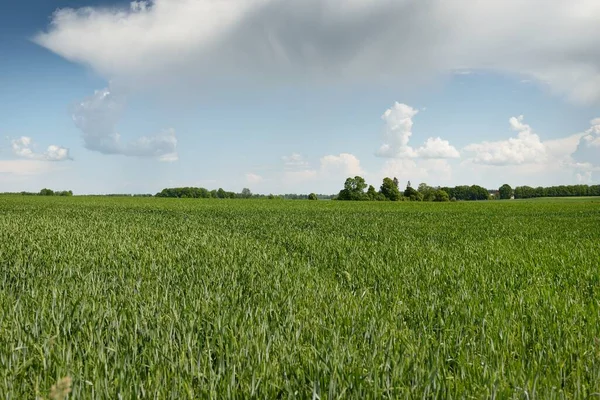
[0,196,599,398]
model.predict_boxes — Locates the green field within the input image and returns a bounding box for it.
[1,196,599,398]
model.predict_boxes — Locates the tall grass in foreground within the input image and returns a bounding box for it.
[0,196,599,398]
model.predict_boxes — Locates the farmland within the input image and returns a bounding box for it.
[0,196,599,398]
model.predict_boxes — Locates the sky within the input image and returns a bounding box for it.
[1,0,599,195]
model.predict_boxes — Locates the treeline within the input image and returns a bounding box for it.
[439,185,490,201]
[156,187,238,199]
[337,178,600,202]
[39,188,73,196]
[155,187,334,200]
[3,183,598,201]
[336,176,491,202]
[500,184,600,199]
[0,189,73,196]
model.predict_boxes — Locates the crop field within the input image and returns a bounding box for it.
[0,196,599,399]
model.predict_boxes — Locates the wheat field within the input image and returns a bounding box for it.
[1,196,599,398]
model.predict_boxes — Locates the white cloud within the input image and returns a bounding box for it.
[72,88,178,161]
[582,118,600,148]
[577,171,593,183]
[376,103,419,158]
[246,173,263,184]
[465,116,600,170]
[464,116,547,165]
[570,118,600,172]
[462,116,600,185]
[376,102,459,159]
[417,137,460,159]
[544,133,588,159]
[35,0,600,103]
[11,137,71,161]
[320,153,364,177]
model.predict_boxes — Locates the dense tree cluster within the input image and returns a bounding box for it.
[336,177,457,202]
[439,185,490,201]
[39,189,73,196]
[513,184,600,199]
[156,187,237,199]
[337,176,369,200]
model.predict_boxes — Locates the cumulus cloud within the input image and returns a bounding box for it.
[376,102,459,159]
[320,153,364,177]
[72,88,178,161]
[571,118,600,167]
[34,0,600,102]
[417,137,460,159]
[11,136,71,161]
[376,103,419,158]
[582,118,600,148]
[464,116,547,165]
[577,171,593,184]
[462,116,600,185]
[465,116,600,168]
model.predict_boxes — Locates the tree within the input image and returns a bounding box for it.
[39,188,54,196]
[241,188,252,198]
[380,178,402,201]
[346,176,367,193]
[499,184,513,199]
[433,189,450,202]
[404,185,422,201]
[366,185,377,200]
[337,176,368,201]
[393,177,399,189]
[418,183,435,202]
[308,193,318,200]
[469,185,490,200]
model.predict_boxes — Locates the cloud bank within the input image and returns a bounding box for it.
[464,116,547,165]
[35,0,600,102]
[464,116,600,169]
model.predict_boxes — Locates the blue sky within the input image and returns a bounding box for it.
[1,0,599,194]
